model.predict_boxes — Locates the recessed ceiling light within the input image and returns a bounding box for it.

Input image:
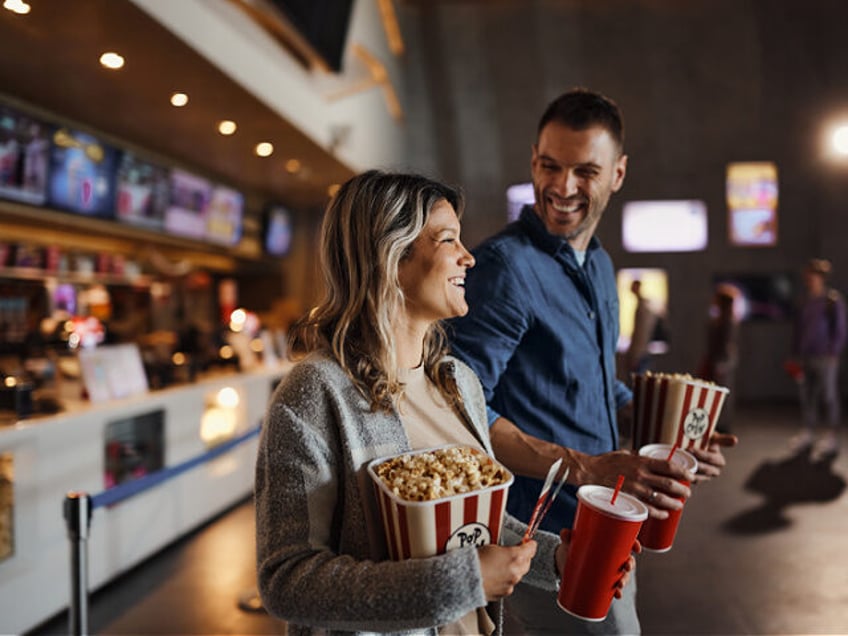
[218,120,237,135]
[170,92,189,107]
[285,159,302,174]
[3,0,31,15]
[99,52,124,70]
[255,142,274,157]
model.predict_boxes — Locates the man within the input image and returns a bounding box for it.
[789,257,846,458]
[448,88,737,634]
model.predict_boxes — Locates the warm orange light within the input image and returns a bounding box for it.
[218,120,237,135]
[170,92,189,107]
[99,52,125,70]
[255,142,274,157]
[285,159,302,174]
[3,0,31,15]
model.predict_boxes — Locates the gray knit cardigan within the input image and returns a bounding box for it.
[255,351,560,636]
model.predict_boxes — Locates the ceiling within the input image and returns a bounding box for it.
[0,0,355,211]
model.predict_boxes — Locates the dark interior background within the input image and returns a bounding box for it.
[396,0,848,404]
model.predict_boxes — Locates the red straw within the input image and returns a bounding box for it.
[666,441,680,462]
[610,474,625,505]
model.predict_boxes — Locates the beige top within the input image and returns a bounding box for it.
[398,364,495,636]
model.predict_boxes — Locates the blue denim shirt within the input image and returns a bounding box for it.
[448,206,632,530]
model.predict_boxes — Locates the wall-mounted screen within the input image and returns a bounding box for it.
[268,0,355,72]
[726,162,779,247]
[263,205,293,257]
[728,208,777,246]
[115,152,169,231]
[165,170,243,246]
[165,169,212,241]
[506,182,534,223]
[0,103,51,205]
[712,272,794,322]
[47,127,120,218]
[205,185,243,246]
[622,200,708,253]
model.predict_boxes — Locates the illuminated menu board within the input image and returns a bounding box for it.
[115,152,169,231]
[0,103,51,206]
[165,169,243,245]
[263,205,292,257]
[46,127,120,218]
[205,185,243,246]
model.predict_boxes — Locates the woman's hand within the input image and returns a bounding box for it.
[555,529,640,599]
[554,528,570,575]
[478,541,537,600]
[614,538,641,599]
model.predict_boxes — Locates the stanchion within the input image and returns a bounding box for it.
[63,492,92,636]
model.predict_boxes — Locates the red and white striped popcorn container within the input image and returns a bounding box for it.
[367,445,514,560]
[631,372,730,451]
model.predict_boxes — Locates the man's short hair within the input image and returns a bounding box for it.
[537,88,625,153]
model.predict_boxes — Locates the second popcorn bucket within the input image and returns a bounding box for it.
[631,371,730,451]
[367,445,514,559]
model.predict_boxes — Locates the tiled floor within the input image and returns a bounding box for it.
[28,404,848,635]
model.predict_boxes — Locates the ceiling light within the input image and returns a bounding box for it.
[170,92,189,107]
[3,0,31,15]
[99,52,124,70]
[255,142,274,157]
[285,159,302,174]
[218,120,237,135]
[832,124,848,156]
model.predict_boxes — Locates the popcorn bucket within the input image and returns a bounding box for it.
[631,372,730,451]
[367,445,514,560]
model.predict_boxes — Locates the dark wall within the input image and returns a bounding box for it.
[397,0,848,403]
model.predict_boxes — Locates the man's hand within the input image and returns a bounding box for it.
[572,449,694,519]
[690,432,738,483]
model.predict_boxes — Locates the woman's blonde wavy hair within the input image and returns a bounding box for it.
[289,170,466,412]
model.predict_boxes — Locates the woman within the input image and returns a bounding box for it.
[255,170,631,635]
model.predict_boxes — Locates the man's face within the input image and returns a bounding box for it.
[531,122,627,250]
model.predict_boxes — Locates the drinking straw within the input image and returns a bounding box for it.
[666,440,680,463]
[521,458,562,543]
[610,474,625,505]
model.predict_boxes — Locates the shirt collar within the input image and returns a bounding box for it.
[518,204,602,263]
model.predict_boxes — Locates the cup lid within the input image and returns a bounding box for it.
[577,484,648,521]
[638,443,699,473]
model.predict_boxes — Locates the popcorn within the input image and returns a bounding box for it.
[631,371,729,451]
[368,445,514,559]
[372,445,509,502]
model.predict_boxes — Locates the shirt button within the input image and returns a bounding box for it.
[588,311,595,320]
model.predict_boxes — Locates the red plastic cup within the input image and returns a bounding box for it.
[637,443,698,553]
[557,485,648,621]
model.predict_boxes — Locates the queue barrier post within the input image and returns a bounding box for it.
[60,424,262,634]
[63,491,92,636]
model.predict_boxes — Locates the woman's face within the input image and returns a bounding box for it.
[397,199,475,326]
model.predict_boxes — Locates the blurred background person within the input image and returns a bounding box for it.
[625,279,660,381]
[787,258,846,457]
[698,284,740,433]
